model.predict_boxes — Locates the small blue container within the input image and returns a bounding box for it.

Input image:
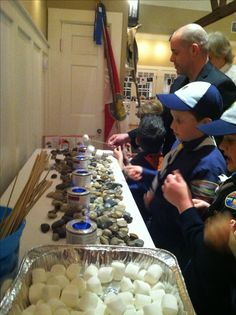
[0,206,25,282]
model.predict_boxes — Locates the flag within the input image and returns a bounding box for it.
[94,3,126,142]
[104,65,117,140]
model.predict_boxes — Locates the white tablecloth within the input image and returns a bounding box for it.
[0,149,155,261]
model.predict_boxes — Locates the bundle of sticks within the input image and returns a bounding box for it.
[0,150,52,239]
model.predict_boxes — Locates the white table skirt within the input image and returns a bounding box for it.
[0,149,155,261]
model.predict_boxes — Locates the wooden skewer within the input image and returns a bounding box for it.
[6,173,18,210]
[90,139,110,146]
[0,173,19,227]
[0,150,51,239]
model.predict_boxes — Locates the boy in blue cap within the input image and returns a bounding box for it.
[162,101,236,315]
[114,115,166,223]
[145,81,227,270]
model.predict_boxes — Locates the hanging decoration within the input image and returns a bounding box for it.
[94,1,126,141]
[127,24,141,108]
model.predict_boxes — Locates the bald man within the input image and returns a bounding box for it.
[108,24,236,154]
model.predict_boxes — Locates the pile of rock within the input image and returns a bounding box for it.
[40,149,144,247]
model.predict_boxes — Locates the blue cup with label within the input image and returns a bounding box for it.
[0,206,25,283]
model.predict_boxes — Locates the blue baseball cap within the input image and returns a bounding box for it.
[157,81,223,120]
[198,101,236,136]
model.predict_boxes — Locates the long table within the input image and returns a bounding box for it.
[0,149,155,261]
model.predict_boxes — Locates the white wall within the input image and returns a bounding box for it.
[0,0,49,195]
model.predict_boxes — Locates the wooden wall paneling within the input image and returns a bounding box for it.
[0,0,49,195]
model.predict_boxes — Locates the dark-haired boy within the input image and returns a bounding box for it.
[146,81,227,269]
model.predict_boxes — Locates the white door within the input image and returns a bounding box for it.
[47,8,123,140]
[60,23,104,136]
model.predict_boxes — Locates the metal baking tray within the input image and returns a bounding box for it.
[0,245,196,315]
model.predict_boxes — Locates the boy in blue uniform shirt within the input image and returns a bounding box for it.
[114,115,165,223]
[145,81,227,270]
[162,101,236,315]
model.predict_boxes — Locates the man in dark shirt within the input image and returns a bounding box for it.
[163,23,236,153]
[108,23,236,155]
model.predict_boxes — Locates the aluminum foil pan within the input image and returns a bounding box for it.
[0,245,196,315]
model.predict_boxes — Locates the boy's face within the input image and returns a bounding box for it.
[219,134,236,173]
[170,110,203,142]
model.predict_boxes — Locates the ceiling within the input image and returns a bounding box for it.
[140,0,233,12]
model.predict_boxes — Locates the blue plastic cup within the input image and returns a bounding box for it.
[0,206,25,282]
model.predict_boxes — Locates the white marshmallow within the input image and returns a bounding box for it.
[87,276,103,295]
[105,294,127,315]
[120,276,133,292]
[82,134,90,145]
[125,262,140,280]
[41,284,61,302]
[111,261,125,281]
[98,266,113,283]
[47,275,69,289]
[152,282,165,291]
[50,264,66,276]
[32,268,47,284]
[66,263,81,280]
[79,292,99,311]
[70,276,86,296]
[143,301,163,315]
[137,269,147,281]
[123,310,139,315]
[85,301,107,315]
[117,291,134,305]
[95,150,103,159]
[60,290,79,308]
[34,303,52,315]
[103,292,116,304]
[134,294,152,310]
[45,271,51,279]
[150,289,165,301]
[84,264,98,280]
[47,298,66,312]
[21,305,36,315]
[133,280,151,295]
[144,264,163,285]
[64,284,79,295]
[70,312,86,315]
[29,283,45,304]
[123,305,144,315]
[162,294,178,315]
[126,305,136,310]
[87,145,95,156]
[53,309,70,315]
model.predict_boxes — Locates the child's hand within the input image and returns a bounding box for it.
[192,198,210,209]
[113,146,123,162]
[108,133,129,148]
[122,143,133,165]
[124,165,143,181]
[192,198,210,217]
[144,190,154,209]
[162,170,193,213]
[123,143,133,159]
